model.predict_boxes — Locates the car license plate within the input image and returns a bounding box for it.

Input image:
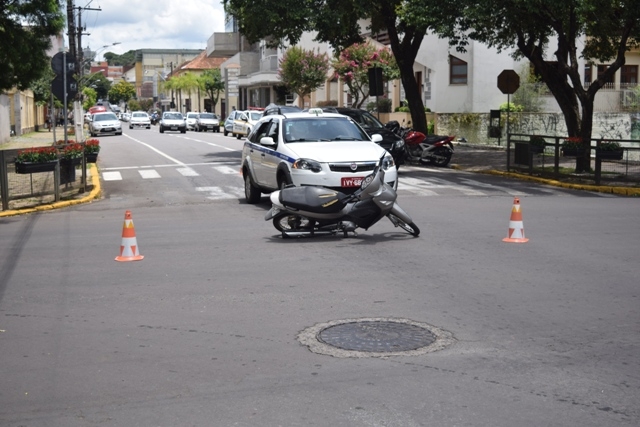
[170,126,177,130]
[341,177,364,187]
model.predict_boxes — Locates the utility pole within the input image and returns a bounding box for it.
[66,0,76,60]
[76,4,101,81]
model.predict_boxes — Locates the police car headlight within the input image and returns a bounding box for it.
[293,158,322,173]
[382,155,395,170]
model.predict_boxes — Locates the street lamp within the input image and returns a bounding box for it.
[94,42,121,62]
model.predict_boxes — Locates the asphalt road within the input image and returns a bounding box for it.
[0,128,638,426]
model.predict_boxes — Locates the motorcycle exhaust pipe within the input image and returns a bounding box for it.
[281,230,335,238]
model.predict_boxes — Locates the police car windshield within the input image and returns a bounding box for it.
[283,117,368,143]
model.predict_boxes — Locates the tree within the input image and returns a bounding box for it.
[103,50,136,67]
[418,0,640,172]
[108,80,136,105]
[332,42,400,108]
[176,72,201,111]
[82,73,112,101]
[278,47,330,107]
[82,87,97,111]
[222,0,436,133]
[29,69,55,105]
[0,0,64,92]
[199,69,225,112]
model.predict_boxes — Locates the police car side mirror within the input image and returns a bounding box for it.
[371,134,383,143]
[260,136,276,146]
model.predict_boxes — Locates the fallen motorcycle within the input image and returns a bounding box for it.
[264,155,420,238]
[386,121,455,167]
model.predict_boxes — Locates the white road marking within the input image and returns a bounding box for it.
[176,167,199,177]
[213,165,240,175]
[138,169,161,179]
[102,171,122,181]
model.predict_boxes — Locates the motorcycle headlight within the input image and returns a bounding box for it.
[394,138,405,150]
[382,155,395,171]
[292,158,322,173]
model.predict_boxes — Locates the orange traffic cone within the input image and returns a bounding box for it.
[502,197,529,243]
[115,210,144,261]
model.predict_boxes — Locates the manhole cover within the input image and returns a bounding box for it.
[298,317,455,358]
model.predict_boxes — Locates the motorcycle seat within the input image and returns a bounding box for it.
[279,186,349,214]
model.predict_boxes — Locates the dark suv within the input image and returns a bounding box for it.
[323,107,405,168]
[263,104,302,116]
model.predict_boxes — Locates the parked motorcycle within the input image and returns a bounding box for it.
[385,121,455,167]
[264,155,420,238]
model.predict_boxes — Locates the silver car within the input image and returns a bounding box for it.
[129,111,151,129]
[195,113,220,132]
[159,112,186,133]
[90,112,122,136]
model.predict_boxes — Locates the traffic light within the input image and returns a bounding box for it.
[51,52,78,102]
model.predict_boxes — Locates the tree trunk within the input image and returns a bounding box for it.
[382,7,427,133]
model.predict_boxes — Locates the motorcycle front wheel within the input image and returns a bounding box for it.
[273,213,313,232]
[430,147,452,167]
[387,213,420,237]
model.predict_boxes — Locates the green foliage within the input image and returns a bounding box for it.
[29,69,55,105]
[128,100,141,111]
[82,87,98,111]
[278,47,330,105]
[103,51,136,67]
[597,140,622,151]
[331,42,400,108]
[450,113,481,125]
[0,0,64,91]
[83,73,112,100]
[529,135,547,147]
[512,65,546,112]
[500,102,524,112]
[395,106,410,113]
[427,120,435,134]
[200,69,225,111]
[108,80,136,105]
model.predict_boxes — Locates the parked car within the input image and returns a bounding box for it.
[324,107,405,168]
[241,108,397,203]
[224,110,240,136]
[232,110,263,139]
[195,112,220,132]
[185,112,199,131]
[129,111,151,129]
[159,112,186,133]
[120,112,131,122]
[262,103,302,116]
[89,112,122,137]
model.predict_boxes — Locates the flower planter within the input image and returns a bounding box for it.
[529,145,545,154]
[562,148,584,157]
[596,149,623,160]
[60,157,81,184]
[85,152,99,163]
[15,160,58,174]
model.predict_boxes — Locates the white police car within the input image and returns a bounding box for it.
[241,108,397,203]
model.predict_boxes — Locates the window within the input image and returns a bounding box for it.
[584,64,592,85]
[597,65,614,84]
[450,56,467,84]
[620,65,638,85]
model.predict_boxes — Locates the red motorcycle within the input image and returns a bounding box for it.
[386,121,455,167]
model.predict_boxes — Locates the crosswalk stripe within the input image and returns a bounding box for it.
[213,165,241,175]
[102,171,122,181]
[177,167,199,177]
[139,169,161,179]
[195,186,241,200]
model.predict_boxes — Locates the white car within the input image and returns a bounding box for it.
[89,112,122,137]
[241,109,397,203]
[195,112,220,132]
[232,110,263,139]
[159,112,186,133]
[185,112,199,131]
[129,111,151,129]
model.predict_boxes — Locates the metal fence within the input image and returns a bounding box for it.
[507,133,640,186]
[0,147,89,212]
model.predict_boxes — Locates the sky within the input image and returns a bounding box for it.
[74,0,227,60]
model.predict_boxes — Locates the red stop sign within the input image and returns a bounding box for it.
[497,70,520,94]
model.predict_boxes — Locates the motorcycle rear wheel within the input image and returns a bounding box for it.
[273,213,313,232]
[387,214,420,237]
[430,147,452,167]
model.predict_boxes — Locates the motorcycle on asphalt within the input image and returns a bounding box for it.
[385,121,455,167]
[264,155,420,238]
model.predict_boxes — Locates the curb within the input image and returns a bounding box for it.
[0,163,102,218]
[455,167,640,197]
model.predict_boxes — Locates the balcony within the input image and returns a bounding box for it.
[206,32,241,57]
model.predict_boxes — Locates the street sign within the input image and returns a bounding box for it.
[497,69,520,94]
